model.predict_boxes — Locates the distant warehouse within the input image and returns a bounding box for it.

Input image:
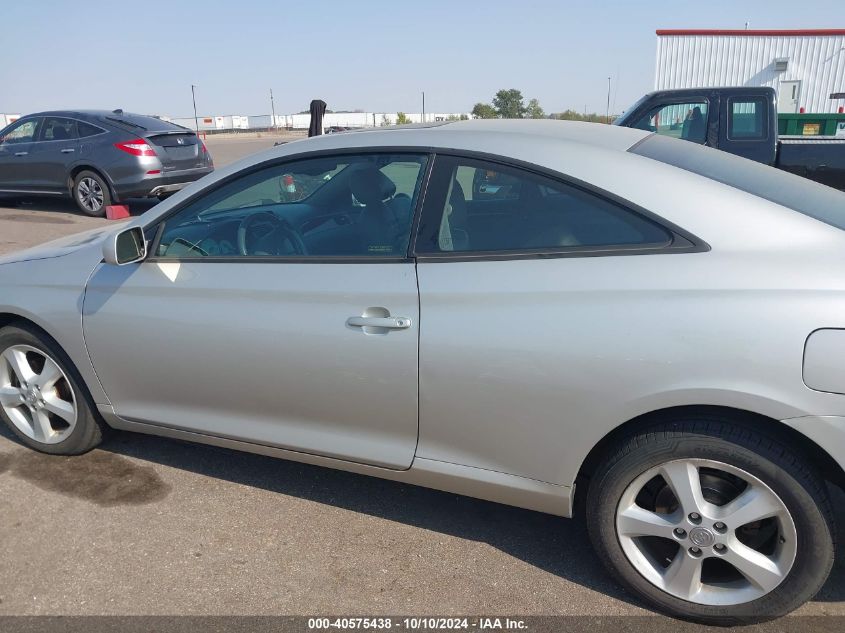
[655,29,845,113]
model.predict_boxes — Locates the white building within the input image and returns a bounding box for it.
[655,29,845,113]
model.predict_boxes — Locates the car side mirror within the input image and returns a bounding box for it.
[103,226,147,265]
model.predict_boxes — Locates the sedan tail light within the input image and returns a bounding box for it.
[115,138,157,157]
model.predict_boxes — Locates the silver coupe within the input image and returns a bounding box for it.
[2,120,845,623]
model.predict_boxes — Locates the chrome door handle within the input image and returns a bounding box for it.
[346,316,412,329]
[60,148,75,153]
[14,151,28,157]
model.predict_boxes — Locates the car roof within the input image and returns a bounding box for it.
[292,119,652,154]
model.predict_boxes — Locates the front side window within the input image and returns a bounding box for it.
[416,157,671,254]
[728,98,766,140]
[42,117,78,141]
[634,101,709,144]
[0,119,39,145]
[155,153,428,258]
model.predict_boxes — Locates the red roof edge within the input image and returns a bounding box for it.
[657,29,845,36]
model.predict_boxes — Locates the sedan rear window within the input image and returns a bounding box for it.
[631,134,845,230]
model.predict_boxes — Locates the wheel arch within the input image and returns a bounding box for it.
[573,404,845,512]
[66,165,116,199]
[0,309,111,409]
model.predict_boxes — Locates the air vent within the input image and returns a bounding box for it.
[774,58,789,71]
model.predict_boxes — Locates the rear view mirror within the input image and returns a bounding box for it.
[103,226,146,265]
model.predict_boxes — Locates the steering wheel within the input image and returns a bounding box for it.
[237,211,308,256]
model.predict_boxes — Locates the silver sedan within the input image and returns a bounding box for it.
[1,120,844,623]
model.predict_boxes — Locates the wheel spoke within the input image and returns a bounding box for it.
[2,348,35,384]
[617,503,678,539]
[42,393,74,423]
[719,486,783,528]
[29,409,53,442]
[663,549,703,600]
[722,541,784,592]
[34,357,63,390]
[658,461,707,517]
[0,386,22,407]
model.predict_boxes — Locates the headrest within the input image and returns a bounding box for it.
[350,167,396,206]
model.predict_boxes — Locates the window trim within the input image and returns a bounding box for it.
[146,147,435,264]
[726,96,769,142]
[411,150,709,262]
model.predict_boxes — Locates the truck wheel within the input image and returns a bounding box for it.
[586,417,835,624]
[0,323,106,454]
[72,170,112,217]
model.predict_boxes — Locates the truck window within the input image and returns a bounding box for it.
[729,98,767,140]
[633,101,708,144]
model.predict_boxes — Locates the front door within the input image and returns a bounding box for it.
[778,81,801,114]
[83,152,430,469]
[0,118,41,190]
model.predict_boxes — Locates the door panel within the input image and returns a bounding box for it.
[27,117,80,190]
[83,261,419,469]
[0,118,41,189]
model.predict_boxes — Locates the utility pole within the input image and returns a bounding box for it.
[191,84,199,133]
[606,77,611,123]
[422,91,425,123]
[270,88,277,130]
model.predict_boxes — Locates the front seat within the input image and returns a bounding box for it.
[350,167,400,255]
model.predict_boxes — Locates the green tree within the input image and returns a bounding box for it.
[471,102,497,119]
[381,114,391,126]
[526,98,545,119]
[396,112,411,125]
[551,109,609,123]
[493,89,526,119]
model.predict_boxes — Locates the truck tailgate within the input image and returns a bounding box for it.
[778,137,845,191]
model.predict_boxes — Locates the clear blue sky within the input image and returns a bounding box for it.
[1,0,841,117]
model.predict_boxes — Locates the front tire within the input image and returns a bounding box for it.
[72,170,112,217]
[586,417,835,624]
[0,323,105,454]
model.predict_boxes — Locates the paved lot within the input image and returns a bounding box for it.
[0,136,844,621]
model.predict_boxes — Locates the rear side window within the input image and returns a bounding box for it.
[416,157,671,254]
[42,117,77,141]
[631,134,845,230]
[729,98,767,140]
[77,121,104,138]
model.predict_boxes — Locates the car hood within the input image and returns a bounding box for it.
[0,223,125,266]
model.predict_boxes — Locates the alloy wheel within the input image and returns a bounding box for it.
[616,458,797,605]
[77,177,104,213]
[0,344,77,444]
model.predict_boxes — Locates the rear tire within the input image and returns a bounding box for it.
[72,170,112,217]
[0,323,106,454]
[586,416,835,624]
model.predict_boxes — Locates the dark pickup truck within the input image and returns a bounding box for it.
[614,87,845,191]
